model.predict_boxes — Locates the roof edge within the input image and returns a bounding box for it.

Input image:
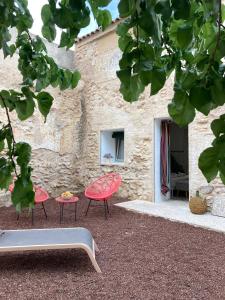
[76,18,121,44]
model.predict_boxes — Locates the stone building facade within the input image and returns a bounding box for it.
[0,22,225,208]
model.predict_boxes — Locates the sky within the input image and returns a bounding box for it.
[28,0,119,44]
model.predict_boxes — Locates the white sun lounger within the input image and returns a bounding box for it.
[0,227,101,273]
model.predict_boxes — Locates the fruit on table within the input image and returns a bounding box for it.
[61,191,73,199]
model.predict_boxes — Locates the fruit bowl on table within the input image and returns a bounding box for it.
[61,191,73,200]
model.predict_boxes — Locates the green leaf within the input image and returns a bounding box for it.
[198,147,218,182]
[15,99,35,121]
[177,24,193,49]
[116,19,132,36]
[96,10,112,30]
[119,73,145,102]
[71,71,81,89]
[0,158,12,189]
[136,60,153,72]
[15,142,32,167]
[0,140,4,152]
[222,4,225,22]
[5,128,13,156]
[138,8,161,44]
[140,71,152,85]
[16,14,33,33]
[36,91,54,121]
[0,90,15,111]
[59,31,70,48]
[168,90,195,126]
[2,42,12,58]
[35,79,44,92]
[211,80,225,106]
[33,36,47,53]
[21,86,34,100]
[150,69,166,95]
[169,20,193,49]
[42,24,56,42]
[117,68,131,86]
[59,70,72,90]
[118,34,134,52]
[54,8,74,28]
[41,4,53,24]
[219,159,225,185]
[189,87,213,115]
[202,22,217,51]
[12,176,35,210]
[155,0,172,20]
[141,44,155,60]
[118,0,136,18]
[96,0,112,7]
[211,116,225,137]
[181,71,197,89]
[172,0,190,20]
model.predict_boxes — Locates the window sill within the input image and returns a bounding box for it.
[100,161,125,167]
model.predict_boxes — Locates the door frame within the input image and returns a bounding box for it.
[154,118,171,203]
[154,118,189,203]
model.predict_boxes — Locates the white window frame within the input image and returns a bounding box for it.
[100,128,125,166]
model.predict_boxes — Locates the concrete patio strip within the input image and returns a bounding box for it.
[115,200,225,234]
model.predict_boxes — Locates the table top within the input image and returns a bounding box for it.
[55,196,79,203]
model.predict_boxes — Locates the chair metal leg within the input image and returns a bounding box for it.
[32,208,34,225]
[103,200,108,220]
[106,201,110,214]
[59,204,62,224]
[74,202,77,221]
[62,203,64,219]
[85,199,92,216]
[42,202,47,219]
[60,203,64,223]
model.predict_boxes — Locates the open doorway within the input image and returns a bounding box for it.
[154,119,189,203]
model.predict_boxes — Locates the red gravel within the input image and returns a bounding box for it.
[0,196,225,300]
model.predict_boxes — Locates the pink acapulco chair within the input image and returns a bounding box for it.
[9,184,49,225]
[85,173,122,219]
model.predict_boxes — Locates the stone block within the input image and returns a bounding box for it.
[211,197,225,218]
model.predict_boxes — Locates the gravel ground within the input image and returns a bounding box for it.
[0,196,225,300]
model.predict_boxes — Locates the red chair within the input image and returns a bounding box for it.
[85,173,122,219]
[9,184,49,224]
[32,186,49,224]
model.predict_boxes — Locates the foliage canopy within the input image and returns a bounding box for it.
[0,0,224,209]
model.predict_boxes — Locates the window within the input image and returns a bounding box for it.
[100,129,124,165]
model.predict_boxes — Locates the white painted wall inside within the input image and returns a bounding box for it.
[100,129,124,164]
[100,130,116,163]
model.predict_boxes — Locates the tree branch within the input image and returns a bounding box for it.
[207,0,222,73]
[212,0,222,60]
[135,11,141,65]
[0,95,18,176]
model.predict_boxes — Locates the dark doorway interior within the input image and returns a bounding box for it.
[170,122,189,200]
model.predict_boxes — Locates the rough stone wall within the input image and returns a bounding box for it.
[75,25,225,206]
[1,24,225,208]
[75,28,171,201]
[0,40,81,206]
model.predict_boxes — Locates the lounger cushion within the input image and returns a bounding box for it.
[0,227,101,272]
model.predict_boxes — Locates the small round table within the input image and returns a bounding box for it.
[55,196,79,223]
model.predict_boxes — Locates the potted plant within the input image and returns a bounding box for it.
[189,191,207,214]
[103,153,113,164]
